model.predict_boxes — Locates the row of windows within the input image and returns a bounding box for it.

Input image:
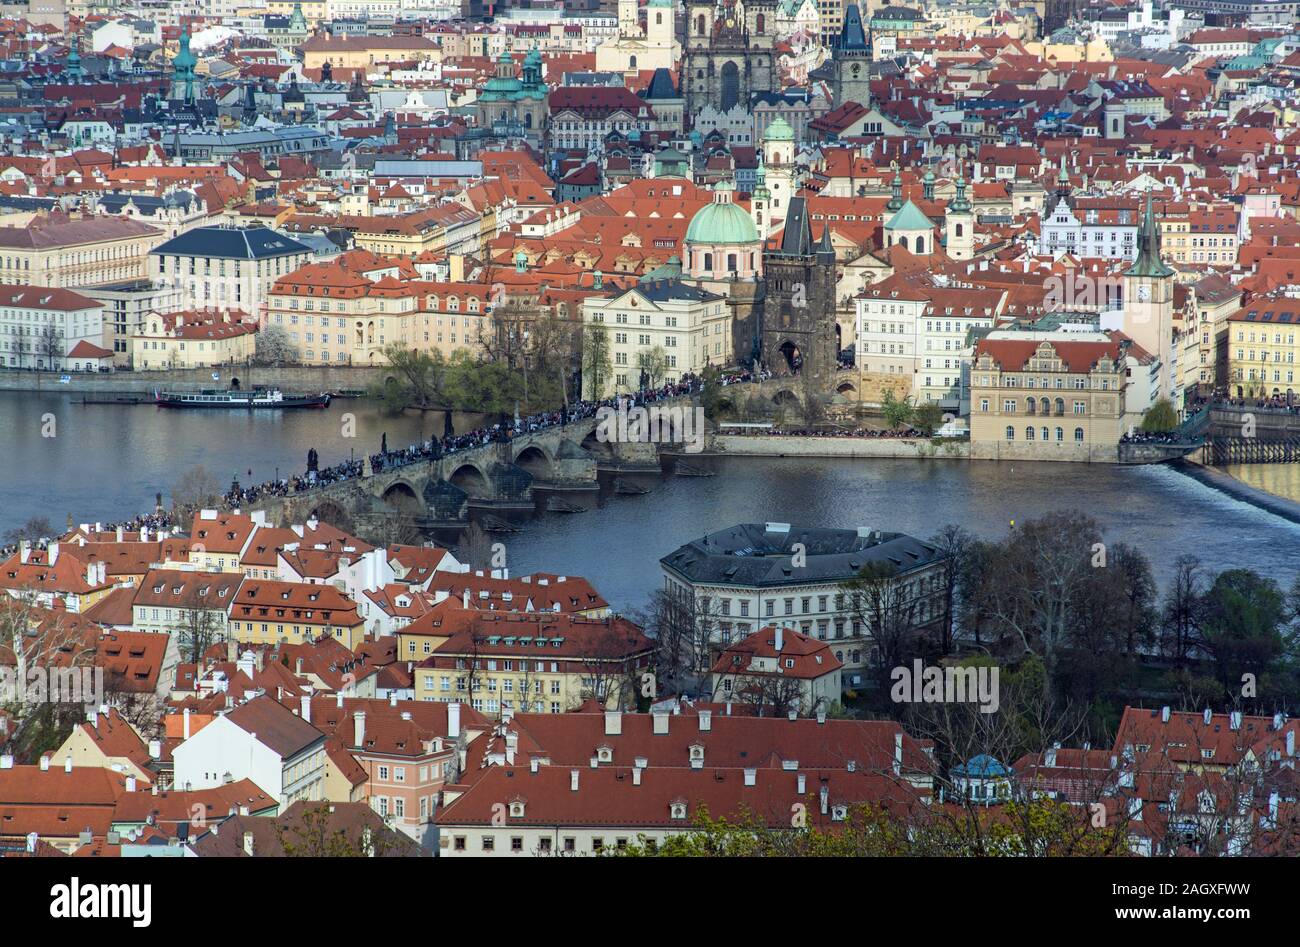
[1005,426,1086,442]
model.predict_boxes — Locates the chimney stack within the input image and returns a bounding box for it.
[652,712,669,735]
[604,711,621,735]
[698,710,712,731]
[354,710,366,748]
[243,832,255,856]
[774,626,784,652]
[893,733,903,775]
[797,772,806,793]
[447,702,460,739]
[632,766,642,786]
[183,707,191,739]
[300,695,311,723]
[1161,706,1170,723]
[570,769,579,791]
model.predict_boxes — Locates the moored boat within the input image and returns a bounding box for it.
[154,385,330,408]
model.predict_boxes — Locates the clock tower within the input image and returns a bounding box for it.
[1123,191,1174,400]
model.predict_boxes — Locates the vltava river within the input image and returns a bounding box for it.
[3,392,1298,610]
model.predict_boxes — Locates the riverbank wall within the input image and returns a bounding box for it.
[713,434,970,459]
[1172,457,1300,527]
[0,366,393,395]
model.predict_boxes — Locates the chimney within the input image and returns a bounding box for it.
[183,707,191,740]
[743,768,756,786]
[336,693,344,708]
[1287,730,1296,757]
[1161,706,1170,723]
[1203,707,1213,725]
[1128,797,1143,821]
[0,753,11,769]
[787,708,797,721]
[652,712,669,735]
[126,776,137,792]
[19,540,29,563]
[530,757,540,773]
[300,695,311,724]
[570,768,579,791]
[1045,745,1058,768]
[447,702,461,740]
[816,706,826,725]
[116,526,124,542]
[818,785,829,814]
[632,766,642,786]
[295,657,303,675]
[243,831,255,856]
[462,588,469,608]
[797,773,806,793]
[389,691,398,708]
[604,711,621,735]
[48,542,59,565]
[87,707,97,729]
[149,740,160,759]
[354,710,366,748]
[86,562,97,586]
[39,754,50,771]
[1230,711,1242,731]
[774,626,783,652]
[893,733,903,775]
[698,710,712,731]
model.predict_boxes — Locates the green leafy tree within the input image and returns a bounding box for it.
[1196,569,1289,702]
[881,389,915,430]
[913,401,944,436]
[1139,398,1178,433]
[366,343,447,412]
[582,322,613,399]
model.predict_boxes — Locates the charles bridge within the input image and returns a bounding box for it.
[244,413,668,532]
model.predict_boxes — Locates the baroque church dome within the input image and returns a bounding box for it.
[685,183,759,246]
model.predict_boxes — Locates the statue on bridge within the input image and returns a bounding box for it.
[307,448,319,474]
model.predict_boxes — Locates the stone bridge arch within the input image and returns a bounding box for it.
[513,444,555,481]
[380,479,423,515]
[448,461,492,498]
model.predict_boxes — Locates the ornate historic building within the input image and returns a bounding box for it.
[682,0,780,116]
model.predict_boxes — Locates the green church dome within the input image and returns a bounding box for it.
[685,186,760,246]
[764,117,795,142]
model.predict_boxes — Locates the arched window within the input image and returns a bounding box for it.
[1025,426,1035,441]
[1040,398,1050,415]
[629,55,637,68]
[1074,427,1085,442]
[727,253,737,272]
[756,12,765,32]
[955,223,964,236]
[898,235,908,251]
[1055,427,1063,442]
[1041,427,1049,442]
[1005,426,1014,440]
[1025,397,1035,414]
[915,236,925,254]
[696,13,706,34]
[1054,397,1064,415]
[703,251,713,271]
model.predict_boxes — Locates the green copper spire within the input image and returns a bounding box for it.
[886,167,903,212]
[1126,191,1174,279]
[949,174,971,214]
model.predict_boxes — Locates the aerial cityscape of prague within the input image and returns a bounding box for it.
[0,0,1293,923]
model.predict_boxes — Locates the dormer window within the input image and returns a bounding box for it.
[509,800,525,818]
[597,747,613,763]
[669,802,687,820]
[689,745,704,761]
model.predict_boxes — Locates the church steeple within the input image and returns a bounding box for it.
[1126,191,1173,279]
[886,166,904,213]
[171,27,197,104]
[65,31,83,83]
[949,174,971,214]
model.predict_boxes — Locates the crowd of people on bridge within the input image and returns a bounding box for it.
[209,375,709,510]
